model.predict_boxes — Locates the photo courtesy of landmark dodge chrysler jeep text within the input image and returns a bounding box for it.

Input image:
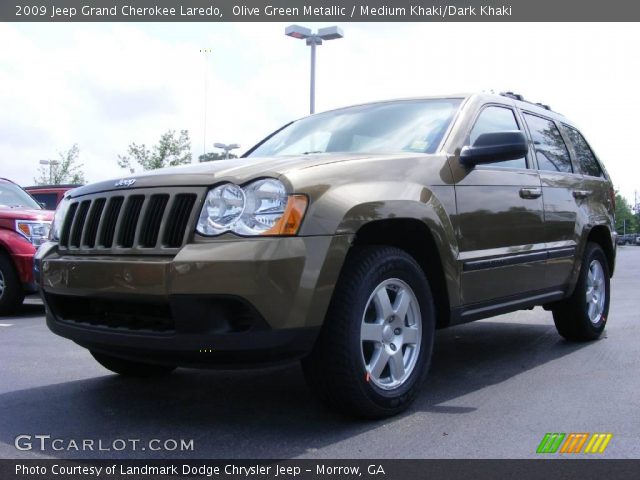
[36,93,616,418]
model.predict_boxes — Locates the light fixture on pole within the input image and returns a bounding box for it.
[285,25,344,114]
[39,159,59,184]
[214,143,240,160]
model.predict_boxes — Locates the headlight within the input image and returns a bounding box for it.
[49,196,71,242]
[196,183,245,235]
[16,220,51,247]
[196,179,308,237]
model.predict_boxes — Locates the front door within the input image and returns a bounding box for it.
[452,105,546,305]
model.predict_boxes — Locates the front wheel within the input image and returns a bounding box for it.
[552,243,610,341]
[91,351,176,377]
[302,246,435,418]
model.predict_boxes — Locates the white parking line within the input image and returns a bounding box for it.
[0,323,13,327]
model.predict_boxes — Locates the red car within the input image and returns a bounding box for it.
[0,178,53,314]
[24,184,81,211]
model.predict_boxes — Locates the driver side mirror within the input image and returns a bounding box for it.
[460,131,528,167]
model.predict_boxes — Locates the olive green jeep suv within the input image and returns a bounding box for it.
[37,92,616,418]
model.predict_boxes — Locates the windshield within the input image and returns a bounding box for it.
[248,99,462,157]
[0,182,41,209]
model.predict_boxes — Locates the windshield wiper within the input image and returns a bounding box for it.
[301,151,324,155]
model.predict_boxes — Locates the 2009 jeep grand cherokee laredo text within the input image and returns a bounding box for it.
[37,93,616,418]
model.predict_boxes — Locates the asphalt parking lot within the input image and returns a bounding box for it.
[1,247,639,460]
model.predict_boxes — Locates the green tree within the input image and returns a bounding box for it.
[198,151,238,162]
[118,130,192,171]
[615,192,638,234]
[34,144,86,185]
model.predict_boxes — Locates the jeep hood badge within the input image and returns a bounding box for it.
[114,178,136,187]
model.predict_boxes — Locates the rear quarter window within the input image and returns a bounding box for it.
[523,113,573,173]
[562,125,603,178]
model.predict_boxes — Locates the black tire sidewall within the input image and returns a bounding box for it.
[0,253,24,313]
[344,249,435,411]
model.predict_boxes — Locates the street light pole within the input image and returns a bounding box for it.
[309,38,317,114]
[200,48,212,160]
[285,25,344,114]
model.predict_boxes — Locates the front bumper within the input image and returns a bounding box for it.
[38,235,351,366]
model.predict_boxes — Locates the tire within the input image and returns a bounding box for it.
[91,351,176,377]
[302,245,436,418]
[552,242,610,342]
[0,252,25,315]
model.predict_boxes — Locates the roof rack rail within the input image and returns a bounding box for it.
[500,91,524,101]
[499,91,553,112]
[535,103,551,111]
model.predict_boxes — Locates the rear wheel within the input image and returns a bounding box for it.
[0,252,25,315]
[303,246,435,418]
[552,243,610,341]
[91,351,176,377]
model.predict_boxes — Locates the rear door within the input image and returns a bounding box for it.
[521,112,580,289]
[561,124,615,246]
[454,104,546,305]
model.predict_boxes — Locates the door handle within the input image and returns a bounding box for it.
[573,190,592,199]
[519,187,542,199]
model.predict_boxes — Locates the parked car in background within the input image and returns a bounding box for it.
[0,178,53,314]
[616,234,637,246]
[24,184,81,211]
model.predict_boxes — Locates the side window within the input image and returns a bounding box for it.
[562,125,603,177]
[31,192,58,210]
[469,106,526,169]
[523,113,572,173]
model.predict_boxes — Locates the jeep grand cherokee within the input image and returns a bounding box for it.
[37,92,616,418]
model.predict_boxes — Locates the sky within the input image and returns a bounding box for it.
[0,22,638,205]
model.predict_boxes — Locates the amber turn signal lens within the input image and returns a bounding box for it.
[17,222,31,237]
[264,195,308,236]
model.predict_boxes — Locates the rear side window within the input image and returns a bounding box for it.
[523,113,572,173]
[469,106,526,169]
[562,126,603,177]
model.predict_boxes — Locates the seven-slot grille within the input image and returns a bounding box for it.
[59,189,201,253]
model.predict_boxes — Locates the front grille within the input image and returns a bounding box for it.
[59,188,201,254]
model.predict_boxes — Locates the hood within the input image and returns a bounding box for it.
[0,207,53,221]
[69,153,400,197]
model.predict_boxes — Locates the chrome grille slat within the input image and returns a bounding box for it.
[58,188,202,255]
[59,202,78,247]
[117,195,144,248]
[139,194,170,248]
[82,197,106,248]
[163,193,197,248]
[99,197,124,248]
[69,201,91,248]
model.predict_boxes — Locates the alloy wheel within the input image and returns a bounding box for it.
[360,278,421,390]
